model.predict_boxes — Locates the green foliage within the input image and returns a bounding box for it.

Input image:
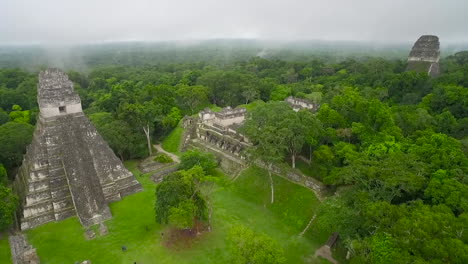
[424,170,468,213]
[0,186,18,231]
[179,150,217,172]
[153,153,173,164]
[8,105,30,124]
[0,164,7,185]
[168,200,197,229]
[176,84,210,114]
[155,166,207,228]
[410,131,468,172]
[0,122,34,174]
[90,112,147,159]
[242,101,312,167]
[1,47,467,263]
[270,85,291,101]
[0,109,9,125]
[227,225,286,264]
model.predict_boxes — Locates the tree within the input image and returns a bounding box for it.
[0,109,9,125]
[90,112,147,160]
[410,131,468,172]
[241,87,259,104]
[282,110,312,168]
[179,150,217,173]
[270,85,291,101]
[155,167,207,230]
[302,112,324,162]
[0,186,18,231]
[0,164,7,185]
[0,122,34,175]
[8,104,31,124]
[162,107,182,131]
[175,84,209,114]
[227,225,285,264]
[424,170,468,214]
[241,102,290,203]
[119,102,160,156]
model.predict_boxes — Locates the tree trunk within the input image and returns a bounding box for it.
[309,145,312,163]
[292,154,296,168]
[208,200,213,232]
[143,123,152,156]
[268,165,274,204]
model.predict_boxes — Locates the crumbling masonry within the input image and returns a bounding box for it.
[13,68,142,230]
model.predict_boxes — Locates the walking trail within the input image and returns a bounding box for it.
[154,144,180,163]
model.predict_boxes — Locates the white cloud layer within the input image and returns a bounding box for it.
[1,0,467,44]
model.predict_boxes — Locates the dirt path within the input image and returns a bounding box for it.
[154,144,180,163]
[314,245,338,264]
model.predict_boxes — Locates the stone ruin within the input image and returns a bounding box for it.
[13,68,142,230]
[407,35,440,77]
[9,234,40,264]
[182,106,326,196]
[284,96,317,112]
[196,107,251,157]
[181,107,251,174]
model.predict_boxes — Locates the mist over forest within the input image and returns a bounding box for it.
[1,39,468,71]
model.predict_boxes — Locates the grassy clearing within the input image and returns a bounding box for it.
[23,161,323,264]
[161,125,183,155]
[237,100,265,111]
[0,233,11,264]
[295,159,323,181]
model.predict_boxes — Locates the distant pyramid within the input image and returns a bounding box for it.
[407,35,440,77]
[14,68,142,230]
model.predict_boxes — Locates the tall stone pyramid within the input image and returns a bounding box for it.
[407,35,440,77]
[14,68,142,230]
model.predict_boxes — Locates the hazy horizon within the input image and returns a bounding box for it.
[1,0,468,45]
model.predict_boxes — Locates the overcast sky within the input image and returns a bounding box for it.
[1,0,467,44]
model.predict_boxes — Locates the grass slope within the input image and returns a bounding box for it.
[23,162,322,264]
[161,126,183,155]
[0,233,11,263]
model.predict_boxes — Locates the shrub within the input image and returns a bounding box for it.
[154,153,173,164]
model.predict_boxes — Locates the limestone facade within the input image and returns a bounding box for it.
[14,68,142,230]
[182,107,251,161]
[285,96,317,112]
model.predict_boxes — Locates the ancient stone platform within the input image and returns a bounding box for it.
[14,68,142,230]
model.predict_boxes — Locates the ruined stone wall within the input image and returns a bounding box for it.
[9,234,40,264]
[285,96,316,112]
[215,115,245,127]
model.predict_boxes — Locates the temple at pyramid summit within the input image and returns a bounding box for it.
[13,68,142,230]
[406,35,440,77]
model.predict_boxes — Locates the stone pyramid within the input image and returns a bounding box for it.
[14,68,142,230]
[407,35,440,77]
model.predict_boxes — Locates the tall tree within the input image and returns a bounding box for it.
[0,122,34,175]
[227,225,286,264]
[118,102,160,156]
[0,186,18,231]
[242,102,291,202]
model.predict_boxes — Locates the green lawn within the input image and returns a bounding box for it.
[0,233,11,264]
[21,161,323,264]
[162,125,184,155]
